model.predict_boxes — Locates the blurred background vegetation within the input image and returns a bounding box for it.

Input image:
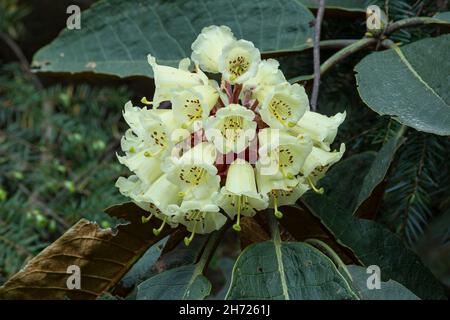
[0,0,449,292]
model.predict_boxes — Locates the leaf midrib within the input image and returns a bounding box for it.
[273,237,290,299]
[392,46,448,107]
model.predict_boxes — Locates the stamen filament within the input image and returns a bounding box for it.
[307,176,324,194]
[141,97,153,105]
[184,221,198,246]
[280,167,294,180]
[153,217,167,236]
[233,196,242,231]
[144,147,165,158]
[273,191,283,219]
[141,213,153,224]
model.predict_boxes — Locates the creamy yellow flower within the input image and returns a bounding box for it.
[136,174,181,233]
[117,151,162,186]
[216,159,268,231]
[302,143,346,187]
[219,40,261,84]
[267,177,311,218]
[116,25,347,239]
[243,59,286,99]
[292,111,346,151]
[115,175,146,201]
[168,194,227,244]
[258,128,313,178]
[171,84,219,131]
[259,83,309,129]
[148,55,207,106]
[205,104,256,154]
[191,25,236,73]
[165,142,220,200]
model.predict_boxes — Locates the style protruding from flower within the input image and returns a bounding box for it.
[116,25,346,244]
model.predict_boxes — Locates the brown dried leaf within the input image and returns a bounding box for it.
[239,217,270,250]
[0,202,174,299]
[279,205,358,265]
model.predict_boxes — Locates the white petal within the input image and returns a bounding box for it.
[258,129,313,177]
[204,104,256,154]
[219,40,261,84]
[191,25,236,73]
[137,174,181,214]
[259,83,309,129]
[243,59,286,94]
[269,177,310,208]
[301,143,346,183]
[293,111,346,151]
[171,85,218,131]
[224,159,258,196]
[164,142,220,199]
[117,150,163,185]
[169,194,227,234]
[147,55,206,105]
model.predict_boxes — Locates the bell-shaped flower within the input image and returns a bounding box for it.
[204,104,257,154]
[218,40,261,84]
[216,159,268,231]
[115,175,146,202]
[117,151,162,186]
[171,84,219,131]
[259,83,309,129]
[116,175,165,217]
[148,55,208,106]
[243,59,286,99]
[267,177,311,218]
[256,162,298,195]
[191,25,236,73]
[120,102,176,158]
[164,142,220,200]
[292,111,346,151]
[122,101,148,138]
[258,129,313,179]
[301,143,346,192]
[139,109,178,158]
[136,174,181,234]
[168,194,227,245]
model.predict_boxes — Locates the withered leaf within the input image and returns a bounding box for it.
[0,202,175,299]
[279,205,359,264]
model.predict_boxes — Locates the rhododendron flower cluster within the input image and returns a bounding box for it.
[116,25,346,245]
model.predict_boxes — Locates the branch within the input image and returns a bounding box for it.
[311,0,326,111]
[385,16,448,35]
[320,37,377,75]
[262,39,358,58]
[0,32,43,90]
[289,37,377,84]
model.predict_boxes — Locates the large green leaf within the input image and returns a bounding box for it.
[226,241,358,300]
[433,12,450,23]
[301,193,446,299]
[114,236,168,294]
[32,0,315,78]
[136,264,211,300]
[354,133,404,214]
[347,265,420,300]
[355,35,450,136]
[318,151,376,213]
[298,0,366,12]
